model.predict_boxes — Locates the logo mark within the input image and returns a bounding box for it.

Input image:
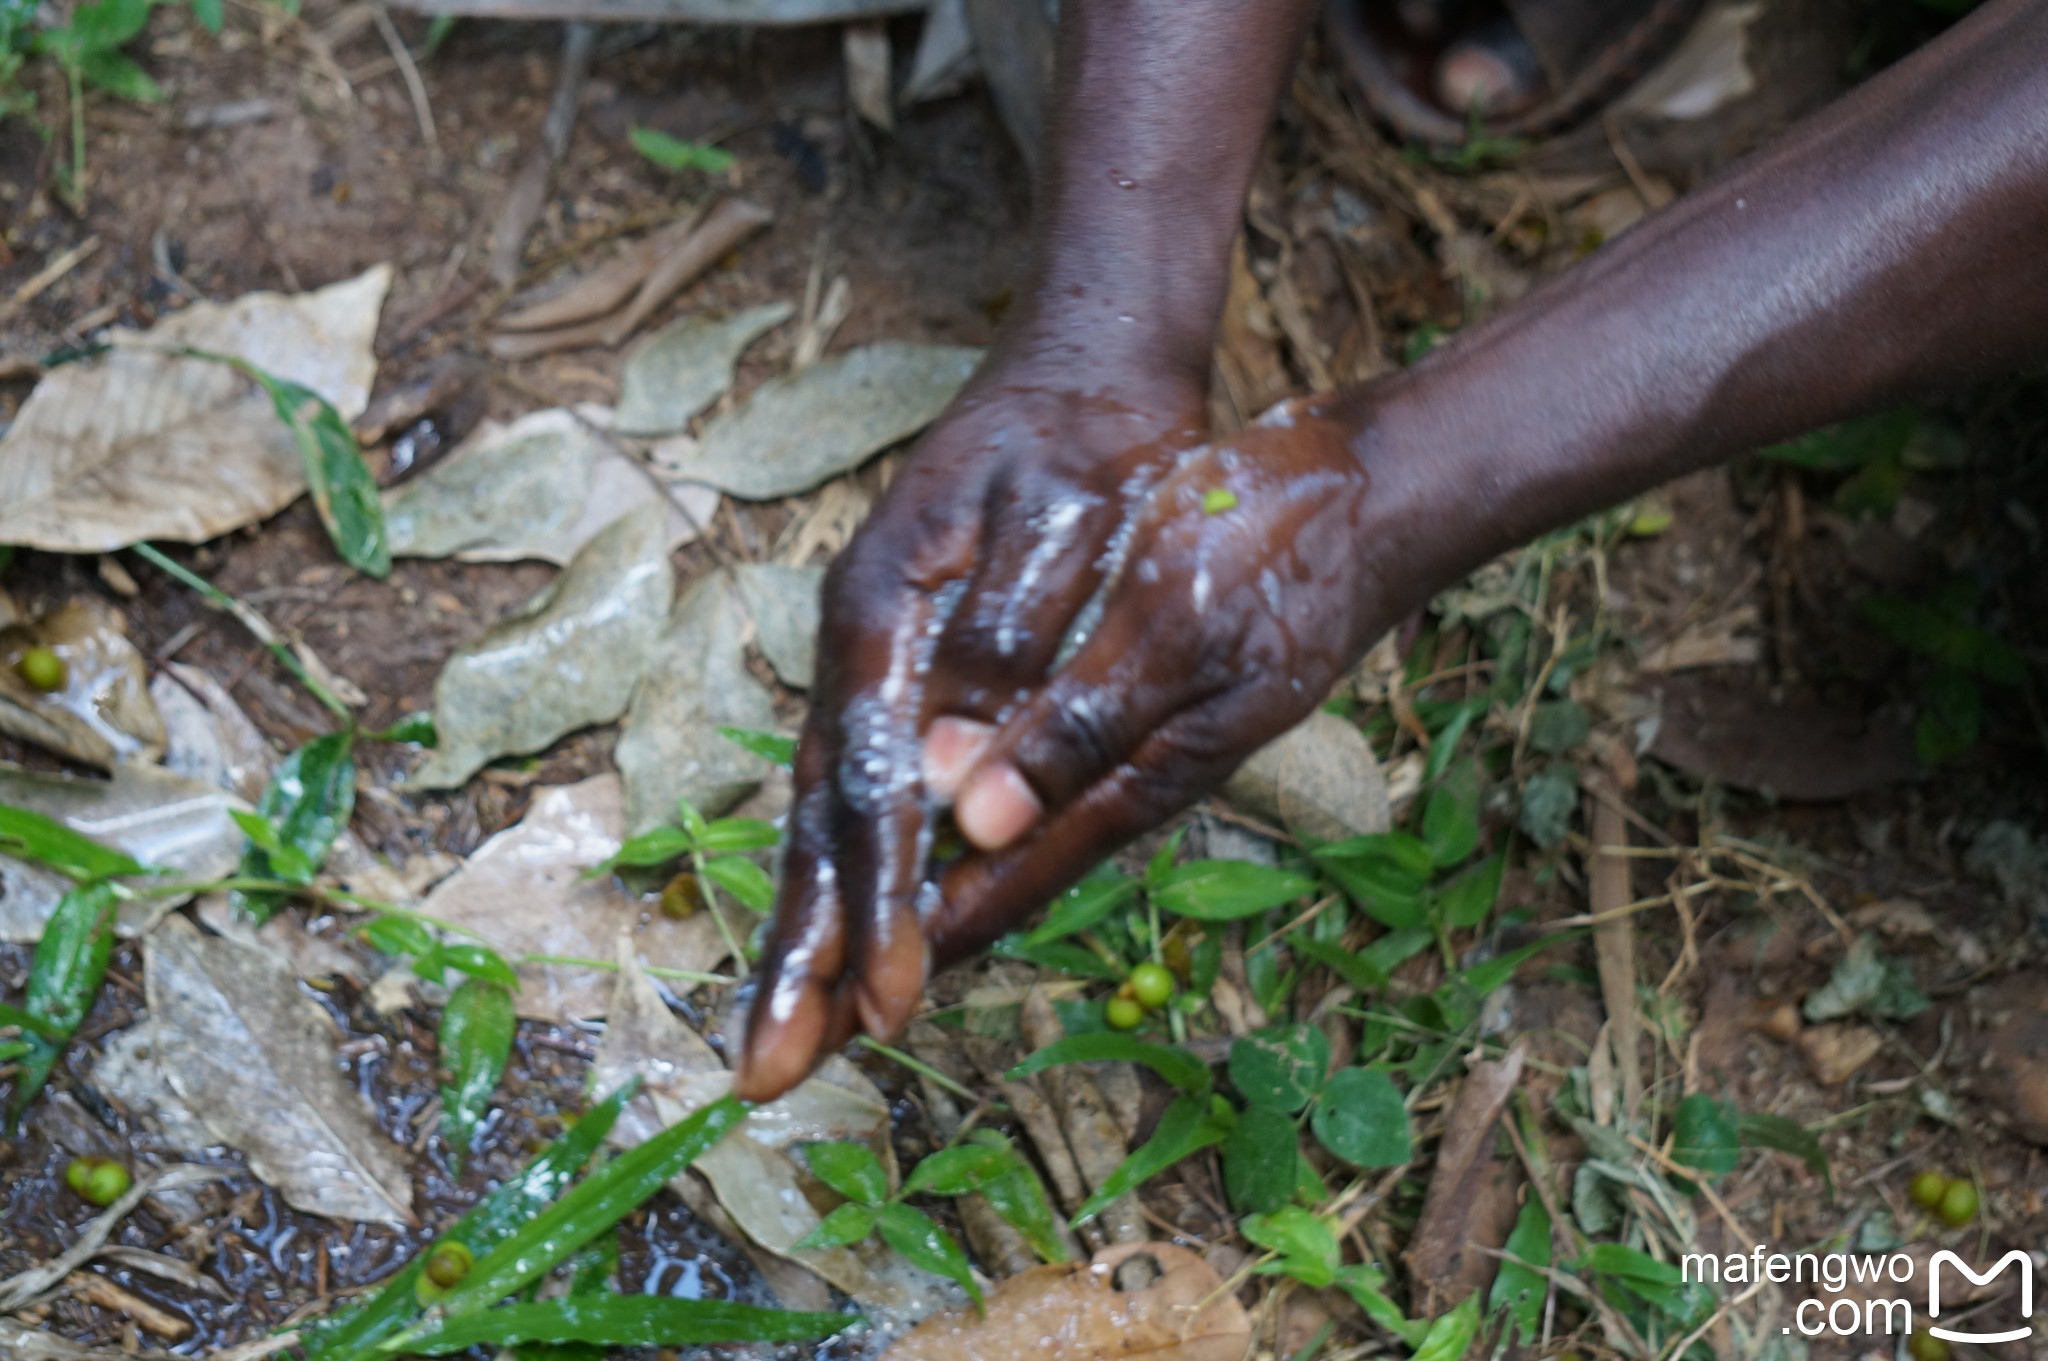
[1928,1249,2034,1345]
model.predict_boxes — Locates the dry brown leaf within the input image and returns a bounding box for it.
[1797,1024,1882,1085]
[0,267,388,553]
[601,197,774,348]
[1404,1045,1526,1312]
[410,773,739,1022]
[0,597,166,769]
[1222,710,1390,842]
[497,209,709,333]
[883,1242,1251,1361]
[1586,779,1643,1116]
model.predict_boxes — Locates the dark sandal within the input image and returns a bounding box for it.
[1329,0,1713,146]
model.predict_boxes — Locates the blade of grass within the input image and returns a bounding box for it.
[8,880,119,1125]
[398,1297,852,1352]
[0,804,148,882]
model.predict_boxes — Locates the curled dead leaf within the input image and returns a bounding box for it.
[883,1242,1251,1361]
[0,598,167,769]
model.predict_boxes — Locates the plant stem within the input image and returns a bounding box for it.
[854,1036,983,1106]
[132,543,354,720]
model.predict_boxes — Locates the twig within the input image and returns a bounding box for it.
[131,543,362,718]
[0,236,100,322]
[371,3,439,158]
[856,1035,982,1105]
[488,22,595,285]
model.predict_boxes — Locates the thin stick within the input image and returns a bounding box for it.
[0,236,99,322]
[856,1036,982,1105]
[371,3,439,157]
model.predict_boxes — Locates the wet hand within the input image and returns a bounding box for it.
[733,338,1206,1101]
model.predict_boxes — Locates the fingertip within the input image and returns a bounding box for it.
[922,716,995,800]
[956,762,1043,851]
[734,975,829,1103]
[854,900,928,1042]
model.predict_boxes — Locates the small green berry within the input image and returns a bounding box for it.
[1105,996,1145,1031]
[66,1156,130,1206]
[1909,1169,1949,1210]
[1907,1330,1952,1361]
[1935,1178,1979,1228]
[1129,962,1174,1010]
[424,1240,474,1290]
[1202,488,1239,516]
[16,646,66,693]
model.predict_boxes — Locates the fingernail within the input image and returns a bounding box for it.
[956,763,1043,851]
[922,717,994,800]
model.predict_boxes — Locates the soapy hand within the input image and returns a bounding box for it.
[731,335,1206,1101]
[735,394,1398,1100]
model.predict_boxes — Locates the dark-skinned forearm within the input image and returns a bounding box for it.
[1340,0,2048,605]
[1016,0,1322,378]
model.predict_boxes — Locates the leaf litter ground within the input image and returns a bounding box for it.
[3,8,2048,1361]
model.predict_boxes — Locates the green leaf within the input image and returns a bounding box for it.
[1024,867,1139,945]
[717,726,795,768]
[0,803,148,882]
[1228,1023,1329,1112]
[1455,936,1558,1000]
[1738,1113,1832,1194]
[802,1140,888,1206]
[1488,1197,1551,1344]
[517,1236,620,1361]
[876,1202,980,1305]
[1310,1068,1409,1168]
[434,1097,747,1316]
[696,818,780,852]
[1526,700,1590,755]
[1007,1033,1212,1097]
[67,0,153,50]
[1149,860,1315,921]
[1437,853,1504,930]
[793,1202,877,1251]
[1516,765,1578,848]
[357,913,436,958]
[970,1130,1068,1263]
[367,712,438,745]
[400,1297,852,1352]
[589,826,696,876]
[1242,1206,1340,1288]
[629,126,736,175]
[1223,1106,1297,1214]
[1859,595,2024,684]
[1412,1291,1482,1361]
[0,1002,63,1038]
[1670,1094,1740,1187]
[904,1144,1013,1198]
[698,855,775,912]
[1336,1263,1422,1345]
[1422,759,1482,866]
[1312,834,1432,929]
[291,1079,637,1360]
[990,934,1123,981]
[1802,933,1928,1023]
[1291,937,1388,991]
[259,370,389,575]
[1758,409,1915,470]
[189,0,222,33]
[439,979,516,1165]
[79,48,158,99]
[233,730,356,921]
[9,880,120,1122]
[1143,828,1186,887]
[1071,1094,1233,1228]
[420,942,521,990]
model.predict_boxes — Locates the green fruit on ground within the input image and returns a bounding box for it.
[1936,1178,1979,1227]
[425,1241,474,1289]
[1909,1169,1950,1209]
[66,1156,131,1206]
[1106,996,1145,1031]
[16,646,65,693]
[1907,1329,1952,1361]
[1129,962,1174,1010]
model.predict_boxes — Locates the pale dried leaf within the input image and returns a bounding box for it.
[495,209,706,333]
[0,267,389,552]
[1404,1045,1526,1311]
[883,1242,1252,1361]
[145,914,414,1224]
[1222,710,1389,841]
[409,504,674,789]
[615,572,778,835]
[845,21,894,130]
[733,562,824,690]
[0,762,243,942]
[0,597,166,769]
[615,303,794,436]
[663,342,981,499]
[383,408,718,565]
[413,773,738,1022]
[593,955,956,1319]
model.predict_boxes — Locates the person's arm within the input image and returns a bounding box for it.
[926,0,2048,960]
[733,0,1320,1102]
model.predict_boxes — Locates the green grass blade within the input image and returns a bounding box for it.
[400,1297,851,1352]
[1007,1033,1212,1097]
[0,803,148,882]
[1070,1094,1233,1228]
[8,880,119,1124]
[299,1079,639,1361]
